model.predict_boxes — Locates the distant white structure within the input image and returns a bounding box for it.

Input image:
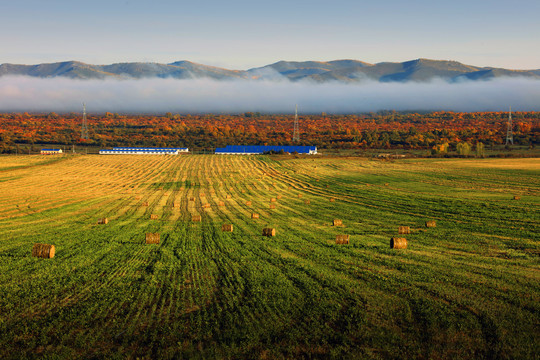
[41,148,63,155]
[99,147,188,155]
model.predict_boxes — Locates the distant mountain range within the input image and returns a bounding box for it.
[1,58,539,83]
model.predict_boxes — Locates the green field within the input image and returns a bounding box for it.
[0,154,538,359]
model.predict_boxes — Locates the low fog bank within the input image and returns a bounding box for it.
[0,76,539,113]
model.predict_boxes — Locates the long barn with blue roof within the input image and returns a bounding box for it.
[215,145,317,155]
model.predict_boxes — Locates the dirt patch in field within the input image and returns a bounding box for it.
[438,158,540,170]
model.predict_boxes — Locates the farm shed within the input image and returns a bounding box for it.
[215,145,317,155]
[41,148,63,154]
[99,147,188,155]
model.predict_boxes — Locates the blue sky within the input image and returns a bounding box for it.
[1,0,539,69]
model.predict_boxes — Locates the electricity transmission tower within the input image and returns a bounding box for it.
[505,106,513,146]
[81,103,89,140]
[292,104,300,142]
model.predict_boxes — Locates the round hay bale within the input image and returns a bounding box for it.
[222,224,233,232]
[145,233,160,244]
[97,218,108,225]
[226,194,232,199]
[270,198,277,202]
[150,214,159,220]
[262,228,276,237]
[218,201,225,207]
[276,195,282,199]
[172,202,180,208]
[304,200,310,204]
[251,213,260,219]
[329,198,336,202]
[333,219,342,226]
[142,201,149,207]
[245,201,252,206]
[297,194,302,198]
[189,197,195,201]
[32,243,55,258]
[513,196,521,200]
[269,204,276,209]
[390,237,407,249]
[192,215,202,222]
[426,220,436,228]
[335,235,349,244]
[202,203,211,208]
[398,226,410,234]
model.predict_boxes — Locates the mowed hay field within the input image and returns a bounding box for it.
[0,154,538,359]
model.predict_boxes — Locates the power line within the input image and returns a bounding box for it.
[505,106,513,146]
[292,104,299,142]
[81,103,89,140]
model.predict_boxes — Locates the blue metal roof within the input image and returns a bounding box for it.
[215,145,316,154]
[41,149,62,151]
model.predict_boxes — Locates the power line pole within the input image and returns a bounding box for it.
[292,104,300,142]
[505,106,513,146]
[81,103,89,140]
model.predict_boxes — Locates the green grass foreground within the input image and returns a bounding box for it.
[0,155,538,359]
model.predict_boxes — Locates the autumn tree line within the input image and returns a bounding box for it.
[0,111,538,154]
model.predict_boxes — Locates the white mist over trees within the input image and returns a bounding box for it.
[0,76,539,113]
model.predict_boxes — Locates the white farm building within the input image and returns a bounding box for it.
[99,147,189,155]
[41,148,63,155]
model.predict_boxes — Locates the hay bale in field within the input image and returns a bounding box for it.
[245,201,252,206]
[218,201,225,207]
[202,203,211,208]
[426,220,436,228]
[270,198,277,202]
[304,200,310,204]
[222,224,233,232]
[269,204,276,209]
[251,213,260,219]
[262,228,276,237]
[325,184,329,188]
[135,196,142,200]
[335,235,349,244]
[192,215,202,222]
[172,202,180,208]
[226,195,232,199]
[513,196,521,200]
[398,226,410,234]
[384,183,389,186]
[32,243,55,258]
[333,219,342,226]
[277,195,282,199]
[97,218,108,225]
[297,194,302,198]
[241,190,246,193]
[189,197,195,201]
[329,198,336,202]
[145,233,160,244]
[200,193,206,197]
[142,201,149,206]
[150,214,159,220]
[390,237,407,249]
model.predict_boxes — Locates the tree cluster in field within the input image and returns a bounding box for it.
[0,111,537,153]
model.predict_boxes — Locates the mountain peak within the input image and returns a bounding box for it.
[0,59,538,82]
